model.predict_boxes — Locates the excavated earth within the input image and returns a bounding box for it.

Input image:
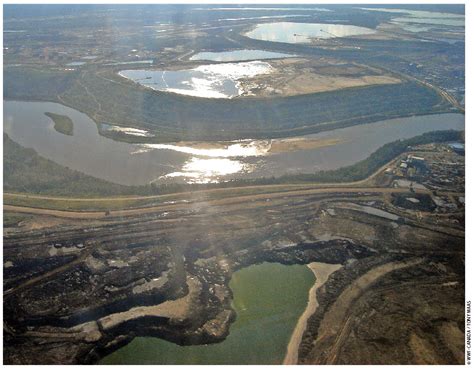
[3,184,465,364]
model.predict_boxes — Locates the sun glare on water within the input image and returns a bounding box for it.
[144,140,271,158]
[163,157,252,184]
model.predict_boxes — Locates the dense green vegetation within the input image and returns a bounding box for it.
[4,66,452,143]
[63,72,450,142]
[45,112,74,136]
[4,67,77,101]
[4,130,462,198]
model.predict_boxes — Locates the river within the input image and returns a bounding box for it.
[3,100,464,186]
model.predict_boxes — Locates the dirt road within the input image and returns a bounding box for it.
[2,153,407,204]
[4,187,450,219]
[310,258,424,364]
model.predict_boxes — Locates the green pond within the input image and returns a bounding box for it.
[100,262,315,364]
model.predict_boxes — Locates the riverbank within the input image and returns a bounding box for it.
[284,262,342,365]
[4,100,464,189]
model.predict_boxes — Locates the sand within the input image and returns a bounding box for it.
[269,137,343,154]
[283,262,342,364]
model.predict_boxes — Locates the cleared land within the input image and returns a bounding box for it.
[240,58,401,97]
[3,131,465,365]
[4,160,464,364]
[308,259,423,364]
[5,186,457,219]
[2,5,465,365]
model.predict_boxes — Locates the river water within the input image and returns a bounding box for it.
[100,262,315,365]
[3,100,464,186]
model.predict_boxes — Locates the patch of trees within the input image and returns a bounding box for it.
[234,130,463,185]
[4,67,77,101]
[151,130,463,191]
[4,66,451,143]
[64,71,446,142]
[44,112,74,136]
[3,133,137,196]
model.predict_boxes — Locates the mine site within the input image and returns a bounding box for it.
[3,3,466,365]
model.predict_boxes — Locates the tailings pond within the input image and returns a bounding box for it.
[100,262,315,365]
[190,49,297,62]
[119,61,273,98]
[4,100,464,186]
[245,22,376,43]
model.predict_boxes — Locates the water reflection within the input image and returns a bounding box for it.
[245,22,376,44]
[3,101,464,186]
[119,61,273,98]
[190,49,296,62]
[143,140,271,158]
[161,157,253,184]
[191,7,332,12]
[393,16,464,27]
[102,124,154,137]
[217,15,311,22]
[361,8,465,27]
[66,61,86,66]
[361,8,465,30]
[144,140,270,184]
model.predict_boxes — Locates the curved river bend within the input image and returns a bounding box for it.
[4,100,464,186]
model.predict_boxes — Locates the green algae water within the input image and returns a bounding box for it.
[100,262,315,364]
